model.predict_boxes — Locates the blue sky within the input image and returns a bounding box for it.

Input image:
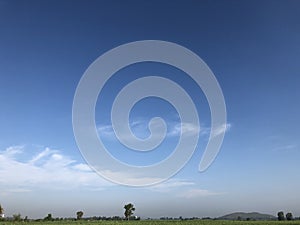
[0,0,300,219]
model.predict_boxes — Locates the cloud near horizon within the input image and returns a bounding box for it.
[0,145,222,199]
[0,146,113,194]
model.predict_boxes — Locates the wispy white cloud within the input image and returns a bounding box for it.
[1,145,24,158]
[72,163,93,172]
[97,120,201,140]
[178,188,223,198]
[0,146,224,204]
[97,120,231,142]
[98,119,166,140]
[147,179,195,192]
[29,147,56,164]
[97,124,115,138]
[168,122,200,137]
[211,123,232,138]
[99,169,162,186]
[0,146,113,194]
[273,144,298,152]
[147,179,223,199]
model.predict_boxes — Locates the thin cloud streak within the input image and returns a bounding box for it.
[147,179,195,193]
[211,123,232,138]
[97,119,200,140]
[98,120,231,141]
[178,188,224,198]
[272,144,298,152]
[147,179,223,198]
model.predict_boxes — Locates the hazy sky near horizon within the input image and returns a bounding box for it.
[0,0,300,219]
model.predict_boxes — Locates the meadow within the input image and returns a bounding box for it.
[1,220,300,225]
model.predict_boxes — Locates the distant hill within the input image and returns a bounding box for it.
[219,212,276,221]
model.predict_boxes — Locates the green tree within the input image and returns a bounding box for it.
[277,211,285,221]
[76,211,84,220]
[286,212,293,221]
[13,213,22,222]
[0,204,4,216]
[0,205,4,220]
[124,203,135,220]
[44,213,53,221]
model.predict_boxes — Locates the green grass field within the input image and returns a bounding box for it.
[1,221,300,225]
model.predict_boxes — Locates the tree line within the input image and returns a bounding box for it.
[0,203,139,222]
[1,203,299,222]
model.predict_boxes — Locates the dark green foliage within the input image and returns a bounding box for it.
[286,212,293,221]
[0,204,4,220]
[2,219,300,224]
[13,213,22,222]
[277,211,285,221]
[76,211,84,220]
[44,213,53,221]
[0,204,3,215]
[124,203,135,220]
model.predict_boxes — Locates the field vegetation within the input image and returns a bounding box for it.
[1,220,300,225]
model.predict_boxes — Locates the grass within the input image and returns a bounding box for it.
[1,220,300,225]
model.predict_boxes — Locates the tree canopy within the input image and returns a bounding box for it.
[124,203,135,220]
[277,211,285,221]
[76,211,84,220]
[286,212,293,221]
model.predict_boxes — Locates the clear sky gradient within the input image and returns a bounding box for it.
[0,0,300,219]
